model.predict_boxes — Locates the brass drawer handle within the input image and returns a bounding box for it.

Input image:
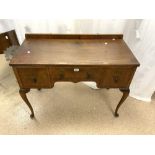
[86,73,91,80]
[113,76,119,83]
[32,77,37,83]
[59,73,64,80]
[74,68,79,72]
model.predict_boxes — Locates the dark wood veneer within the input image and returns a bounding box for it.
[10,34,140,118]
[0,30,19,54]
[25,34,123,39]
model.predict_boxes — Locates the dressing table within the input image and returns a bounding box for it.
[9,34,140,118]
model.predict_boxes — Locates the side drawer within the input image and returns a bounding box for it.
[15,67,51,88]
[103,67,135,88]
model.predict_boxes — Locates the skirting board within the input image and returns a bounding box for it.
[129,94,151,102]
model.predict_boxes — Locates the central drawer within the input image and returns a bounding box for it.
[49,66,135,88]
[49,66,104,82]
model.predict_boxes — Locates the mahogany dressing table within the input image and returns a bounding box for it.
[9,34,140,118]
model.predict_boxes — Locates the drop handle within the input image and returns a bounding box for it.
[86,73,91,80]
[32,77,37,83]
[113,76,119,83]
[59,73,64,80]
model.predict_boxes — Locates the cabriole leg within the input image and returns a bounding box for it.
[114,88,130,117]
[19,88,34,118]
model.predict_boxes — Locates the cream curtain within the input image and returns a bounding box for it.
[124,20,155,101]
[0,19,154,102]
[0,19,126,44]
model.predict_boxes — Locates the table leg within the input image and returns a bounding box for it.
[19,88,34,118]
[114,88,130,117]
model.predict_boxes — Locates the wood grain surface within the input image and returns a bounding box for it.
[10,34,139,66]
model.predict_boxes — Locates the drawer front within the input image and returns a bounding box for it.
[103,68,135,88]
[15,66,135,88]
[16,68,51,88]
[50,67,104,82]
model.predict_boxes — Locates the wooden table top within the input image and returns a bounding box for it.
[10,34,140,66]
